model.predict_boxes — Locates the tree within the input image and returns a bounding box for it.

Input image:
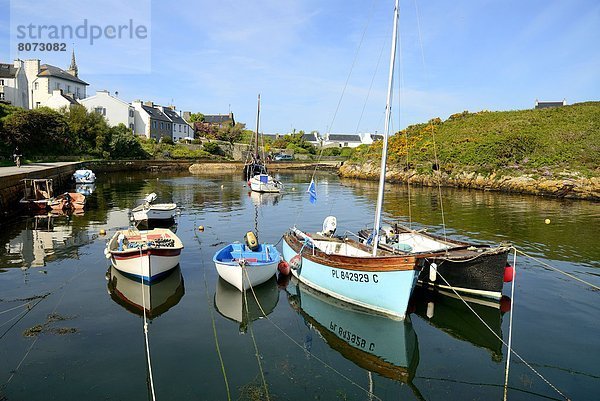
[109,124,148,159]
[188,112,205,123]
[62,105,111,155]
[216,122,244,144]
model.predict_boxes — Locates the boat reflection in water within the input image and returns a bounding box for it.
[75,183,95,196]
[248,191,282,207]
[288,279,419,383]
[106,265,185,319]
[410,286,508,362]
[214,277,279,333]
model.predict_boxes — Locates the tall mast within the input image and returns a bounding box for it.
[255,94,261,159]
[372,0,399,256]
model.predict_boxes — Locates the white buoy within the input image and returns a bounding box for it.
[426,302,435,319]
[429,262,438,282]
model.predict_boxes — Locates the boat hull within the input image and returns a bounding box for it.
[282,233,419,320]
[249,174,281,193]
[106,229,183,284]
[132,203,177,221]
[213,243,281,291]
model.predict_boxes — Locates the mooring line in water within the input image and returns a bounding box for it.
[244,277,382,401]
[433,250,571,401]
[138,247,157,401]
[3,264,84,389]
[516,248,600,291]
[503,248,517,401]
[242,268,270,401]
[194,223,232,401]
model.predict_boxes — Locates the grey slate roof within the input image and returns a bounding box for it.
[38,64,89,85]
[0,63,18,78]
[141,105,171,122]
[328,134,362,142]
[371,134,384,141]
[204,114,233,124]
[162,108,188,124]
[302,133,318,142]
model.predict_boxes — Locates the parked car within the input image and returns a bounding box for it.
[274,154,293,161]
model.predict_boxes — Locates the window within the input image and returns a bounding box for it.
[67,85,71,93]
[129,109,134,117]
[55,82,60,90]
[34,82,39,90]
[160,122,164,129]
[0,79,4,86]
[153,121,157,129]
[0,93,4,100]
[94,107,106,116]
[179,125,181,132]
[76,88,80,97]
[35,102,41,108]
[129,123,134,131]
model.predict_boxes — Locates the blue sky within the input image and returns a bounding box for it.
[1,0,599,134]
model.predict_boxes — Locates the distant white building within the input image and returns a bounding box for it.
[80,90,135,131]
[24,51,88,109]
[322,132,375,148]
[131,100,173,141]
[0,60,28,108]
[43,89,79,110]
[158,105,194,142]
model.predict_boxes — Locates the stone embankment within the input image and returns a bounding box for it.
[339,162,600,201]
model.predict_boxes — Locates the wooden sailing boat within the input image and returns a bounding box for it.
[244,94,283,193]
[282,0,421,320]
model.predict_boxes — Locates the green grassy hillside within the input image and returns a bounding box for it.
[351,102,600,176]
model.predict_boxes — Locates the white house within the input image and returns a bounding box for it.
[131,100,173,141]
[322,133,375,148]
[0,60,28,108]
[80,90,135,131]
[24,51,88,109]
[159,105,194,142]
[43,89,79,110]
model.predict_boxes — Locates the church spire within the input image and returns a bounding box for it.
[68,48,78,77]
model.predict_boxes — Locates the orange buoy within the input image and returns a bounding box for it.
[278,260,291,276]
[503,264,514,283]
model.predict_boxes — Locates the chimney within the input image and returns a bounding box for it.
[144,101,154,107]
[182,111,191,122]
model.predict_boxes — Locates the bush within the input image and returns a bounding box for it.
[203,141,221,155]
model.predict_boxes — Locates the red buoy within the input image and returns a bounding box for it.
[503,264,514,283]
[500,295,512,313]
[278,260,291,276]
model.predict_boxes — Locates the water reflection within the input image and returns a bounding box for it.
[248,191,282,206]
[288,279,419,383]
[2,214,92,268]
[214,277,279,333]
[410,287,506,361]
[75,183,95,196]
[106,265,185,319]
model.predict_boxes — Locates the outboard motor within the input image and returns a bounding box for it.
[320,216,337,237]
[244,231,259,251]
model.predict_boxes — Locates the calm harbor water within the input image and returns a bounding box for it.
[0,170,598,400]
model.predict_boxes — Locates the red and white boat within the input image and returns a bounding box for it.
[104,228,183,283]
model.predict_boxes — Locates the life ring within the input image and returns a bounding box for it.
[244,231,259,251]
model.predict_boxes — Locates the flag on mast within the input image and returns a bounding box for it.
[307,179,317,204]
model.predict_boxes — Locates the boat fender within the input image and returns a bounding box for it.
[278,260,291,275]
[503,263,514,283]
[429,262,438,282]
[244,231,259,251]
[289,254,302,270]
[500,295,512,313]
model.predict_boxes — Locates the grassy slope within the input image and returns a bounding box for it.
[352,102,600,177]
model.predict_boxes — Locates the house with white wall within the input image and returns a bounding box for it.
[131,100,172,141]
[80,90,135,131]
[159,106,194,142]
[24,51,88,109]
[0,61,28,108]
[43,89,79,110]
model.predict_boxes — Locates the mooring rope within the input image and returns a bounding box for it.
[515,248,600,291]
[244,276,382,401]
[138,246,157,401]
[503,248,517,401]
[431,249,571,401]
[242,268,270,401]
[194,223,232,401]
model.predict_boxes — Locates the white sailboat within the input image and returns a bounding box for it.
[282,0,420,320]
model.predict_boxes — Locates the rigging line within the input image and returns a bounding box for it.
[515,248,600,291]
[412,0,447,241]
[432,250,571,401]
[0,298,44,340]
[244,281,382,401]
[504,248,517,401]
[309,0,377,185]
[139,247,156,401]
[194,223,232,401]
[242,269,270,401]
[0,300,37,316]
